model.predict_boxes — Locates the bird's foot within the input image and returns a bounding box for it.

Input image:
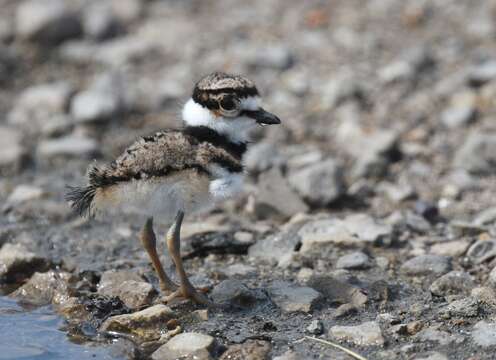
[164,283,214,307]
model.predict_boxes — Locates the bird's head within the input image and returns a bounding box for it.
[182,72,281,143]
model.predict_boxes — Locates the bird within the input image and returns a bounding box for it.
[65,72,281,305]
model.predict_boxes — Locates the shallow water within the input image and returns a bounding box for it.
[0,297,122,360]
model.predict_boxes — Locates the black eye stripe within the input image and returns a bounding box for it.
[220,97,236,110]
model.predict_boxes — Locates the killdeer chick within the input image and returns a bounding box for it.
[66,72,281,305]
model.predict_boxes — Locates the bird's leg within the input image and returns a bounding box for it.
[140,217,178,294]
[164,211,212,306]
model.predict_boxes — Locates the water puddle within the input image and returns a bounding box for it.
[0,297,124,360]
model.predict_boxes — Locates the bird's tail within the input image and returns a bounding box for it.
[65,166,106,217]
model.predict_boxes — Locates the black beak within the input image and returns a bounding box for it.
[243,108,281,125]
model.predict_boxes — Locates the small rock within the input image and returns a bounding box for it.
[378,181,416,203]
[468,60,496,87]
[219,263,256,278]
[378,61,414,84]
[5,185,44,207]
[0,126,27,175]
[322,73,365,109]
[288,159,345,206]
[244,142,285,174]
[306,320,324,335]
[441,105,476,129]
[0,243,50,284]
[37,134,99,158]
[471,287,496,307]
[272,351,298,360]
[16,0,82,44]
[333,303,358,318]
[11,271,73,306]
[439,297,480,318]
[82,2,123,40]
[267,281,322,313]
[99,280,156,309]
[210,280,266,308]
[101,304,176,342]
[472,321,496,347]
[473,207,496,227]
[329,321,384,346]
[466,239,496,264]
[414,201,439,222]
[489,267,496,288]
[254,167,309,218]
[307,275,367,306]
[245,45,293,70]
[406,321,423,336]
[336,251,371,270]
[248,228,300,266]
[453,132,496,175]
[151,332,217,360]
[71,90,120,123]
[430,240,470,257]
[415,327,463,346]
[219,340,271,360]
[401,255,452,276]
[414,352,448,360]
[430,271,475,296]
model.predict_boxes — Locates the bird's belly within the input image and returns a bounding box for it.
[94,169,213,221]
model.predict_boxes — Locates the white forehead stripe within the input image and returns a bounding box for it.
[241,96,261,111]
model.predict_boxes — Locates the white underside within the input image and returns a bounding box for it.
[93,170,244,222]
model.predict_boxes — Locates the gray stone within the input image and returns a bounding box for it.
[307,275,368,307]
[219,264,256,278]
[16,0,82,44]
[0,243,50,284]
[430,240,470,257]
[272,351,298,360]
[245,45,293,70]
[489,267,496,288]
[471,287,496,307]
[219,340,271,360]
[288,159,345,206]
[415,328,463,346]
[453,132,496,175]
[466,239,496,264]
[0,126,27,175]
[401,255,452,276]
[83,2,123,40]
[71,90,120,123]
[336,251,371,270]
[378,181,416,203]
[101,304,176,342]
[414,352,448,360]
[244,142,285,174]
[8,82,73,127]
[469,60,496,86]
[473,207,496,226]
[248,229,300,266]
[99,279,156,309]
[254,167,309,219]
[430,271,475,296]
[378,61,414,84]
[210,280,266,308]
[37,134,99,158]
[329,321,384,346]
[152,332,216,360]
[322,73,364,109]
[267,281,322,313]
[439,297,480,318]
[11,271,73,306]
[472,321,496,347]
[306,320,324,335]
[441,105,476,129]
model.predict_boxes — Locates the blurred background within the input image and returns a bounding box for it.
[2,0,496,358]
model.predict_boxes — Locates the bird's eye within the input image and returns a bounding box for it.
[219,96,239,116]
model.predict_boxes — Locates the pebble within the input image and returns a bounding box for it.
[401,255,452,276]
[248,229,300,266]
[5,184,44,207]
[466,239,496,264]
[37,134,99,158]
[82,2,123,40]
[219,263,256,278]
[439,297,480,318]
[298,214,393,253]
[472,321,496,347]
[99,279,156,309]
[16,0,82,44]
[336,251,371,270]
[288,159,345,206]
[210,280,266,308]
[151,332,217,360]
[70,89,120,123]
[219,340,271,360]
[453,132,496,174]
[244,142,285,174]
[254,167,309,218]
[0,126,27,174]
[329,321,384,346]
[267,280,322,313]
[414,352,448,360]
[0,243,50,283]
[415,327,463,346]
[489,267,496,288]
[473,206,496,227]
[471,287,496,307]
[429,271,475,296]
[306,320,324,335]
[378,61,414,84]
[322,73,364,109]
[468,60,496,87]
[430,240,470,257]
[245,45,293,70]
[441,105,476,129]
[100,304,176,342]
[307,275,368,307]
[11,270,72,306]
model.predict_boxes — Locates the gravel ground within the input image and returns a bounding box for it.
[2,0,496,359]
